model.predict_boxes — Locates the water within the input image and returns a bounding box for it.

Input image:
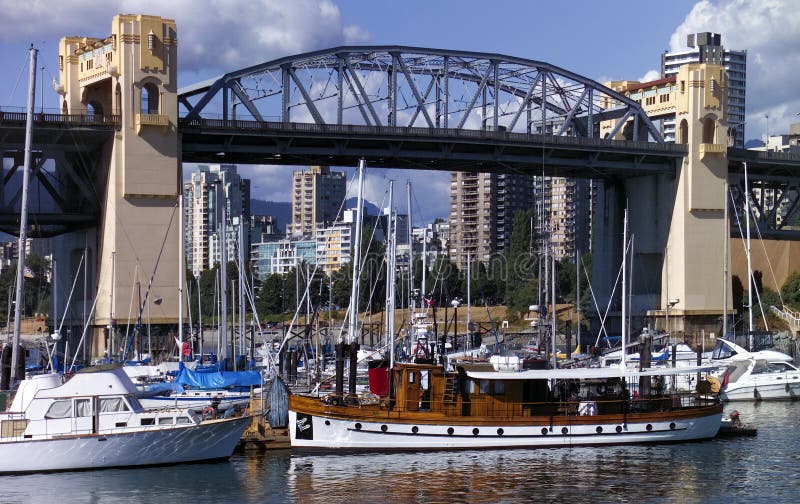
[3,402,800,503]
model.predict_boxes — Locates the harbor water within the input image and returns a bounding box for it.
[2,401,799,503]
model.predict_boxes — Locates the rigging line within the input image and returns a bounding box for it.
[124,263,139,349]
[750,197,785,308]
[56,253,84,338]
[579,254,610,344]
[591,236,630,348]
[729,187,769,330]
[6,53,29,105]
[122,203,178,360]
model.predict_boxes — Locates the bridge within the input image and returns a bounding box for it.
[1,14,800,358]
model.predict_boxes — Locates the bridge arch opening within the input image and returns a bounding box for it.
[141,81,160,115]
[115,83,122,116]
[678,119,689,144]
[702,116,716,144]
[87,101,104,119]
[61,99,68,115]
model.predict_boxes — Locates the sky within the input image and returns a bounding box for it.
[1,0,798,223]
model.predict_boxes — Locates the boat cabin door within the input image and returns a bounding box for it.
[404,369,422,412]
[72,397,94,435]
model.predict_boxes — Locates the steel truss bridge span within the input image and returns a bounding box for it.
[179,46,666,145]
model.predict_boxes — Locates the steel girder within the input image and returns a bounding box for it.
[179,46,663,143]
[0,114,112,237]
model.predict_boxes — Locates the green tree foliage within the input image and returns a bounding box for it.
[781,271,800,309]
[0,253,51,323]
[505,209,537,318]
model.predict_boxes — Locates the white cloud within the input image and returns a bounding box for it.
[638,69,661,83]
[670,0,800,137]
[0,0,369,74]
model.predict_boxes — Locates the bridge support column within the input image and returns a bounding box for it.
[57,15,183,360]
[592,63,733,342]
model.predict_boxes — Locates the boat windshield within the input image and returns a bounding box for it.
[712,339,737,360]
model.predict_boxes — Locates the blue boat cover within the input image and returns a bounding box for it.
[174,366,262,389]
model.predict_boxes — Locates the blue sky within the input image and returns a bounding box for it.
[1,0,798,222]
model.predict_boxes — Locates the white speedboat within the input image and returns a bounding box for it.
[713,339,800,401]
[0,365,251,474]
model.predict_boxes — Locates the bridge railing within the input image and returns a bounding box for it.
[0,111,120,127]
[181,118,688,155]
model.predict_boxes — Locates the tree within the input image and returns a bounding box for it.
[781,271,800,309]
[505,209,537,317]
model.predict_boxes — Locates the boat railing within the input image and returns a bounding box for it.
[403,391,718,418]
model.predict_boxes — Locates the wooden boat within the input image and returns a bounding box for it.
[288,362,723,450]
[0,365,251,473]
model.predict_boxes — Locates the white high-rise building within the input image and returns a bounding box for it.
[662,32,747,147]
[184,164,251,276]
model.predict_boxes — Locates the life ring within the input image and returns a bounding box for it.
[414,344,429,359]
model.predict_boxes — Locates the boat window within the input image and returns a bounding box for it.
[711,339,736,360]
[140,418,155,426]
[127,397,143,411]
[44,400,72,419]
[158,417,174,425]
[752,361,769,374]
[176,417,191,425]
[479,380,490,394]
[494,381,505,395]
[408,372,416,384]
[100,397,130,413]
[75,398,92,417]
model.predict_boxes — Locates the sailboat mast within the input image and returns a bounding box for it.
[621,208,628,369]
[11,46,38,384]
[744,161,754,338]
[406,181,414,318]
[723,179,729,339]
[385,180,395,367]
[348,160,366,344]
[178,184,184,361]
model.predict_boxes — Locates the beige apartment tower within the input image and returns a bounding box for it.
[289,166,346,238]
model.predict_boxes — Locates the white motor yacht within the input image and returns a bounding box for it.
[0,365,250,473]
[712,338,800,401]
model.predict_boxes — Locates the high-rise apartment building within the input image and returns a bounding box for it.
[662,32,746,147]
[448,172,533,267]
[535,177,592,260]
[184,164,251,276]
[288,166,347,238]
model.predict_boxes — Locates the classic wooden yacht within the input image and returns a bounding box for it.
[288,361,723,451]
[0,365,251,473]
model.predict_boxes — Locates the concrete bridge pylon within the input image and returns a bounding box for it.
[55,14,182,358]
[593,63,733,340]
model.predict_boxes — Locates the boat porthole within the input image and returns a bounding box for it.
[325,420,330,426]
[472,428,480,436]
[381,424,388,433]
[497,428,504,436]
[561,427,568,435]
[669,422,676,430]
[616,425,622,434]
[447,427,455,436]
[355,423,362,430]
[596,426,603,434]
[646,424,653,432]
[541,428,548,435]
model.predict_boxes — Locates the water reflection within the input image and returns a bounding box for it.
[1,402,798,503]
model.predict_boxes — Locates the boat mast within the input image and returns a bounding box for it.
[621,208,628,370]
[406,181,414,319]
[723,179,729,340]
[220,190,228,359]
[385,180,395,366]
[178,183,184,361]
[466,252,471,348]
[744,161,754,342]
[11,46,37,385]
[348,160,366,344]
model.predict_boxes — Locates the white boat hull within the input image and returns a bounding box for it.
[722,381,800,401]
[0,416,250,474]
[288,411,722,450]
